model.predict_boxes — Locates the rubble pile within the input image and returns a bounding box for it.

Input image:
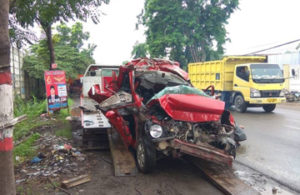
[15,134,88,184]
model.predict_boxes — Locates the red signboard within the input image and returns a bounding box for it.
[51,63,57,69]
[44,70,68,112]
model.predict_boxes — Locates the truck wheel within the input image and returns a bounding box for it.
[263,104,276,112]
[136,138,156,173]
[234,95,247,113]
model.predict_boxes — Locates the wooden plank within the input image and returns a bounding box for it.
[61,174,91,189]
[107,128,137,176]
[0,114,27,130]
[188,157,260,195]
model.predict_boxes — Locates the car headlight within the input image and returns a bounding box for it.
[250,88,261,98]
[279,90,285,97]
[149,124,163,138]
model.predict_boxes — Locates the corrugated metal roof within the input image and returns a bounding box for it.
[268,52,300,67]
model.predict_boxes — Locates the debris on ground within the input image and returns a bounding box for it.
[15,134,88,184]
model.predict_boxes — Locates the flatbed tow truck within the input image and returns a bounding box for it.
[79,63,259,195]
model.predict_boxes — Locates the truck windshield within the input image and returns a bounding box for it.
[250,64,284,83]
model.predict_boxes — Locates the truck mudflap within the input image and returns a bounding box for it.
[171,139,234,167]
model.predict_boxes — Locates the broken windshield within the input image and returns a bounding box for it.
[250,64,284,83]
[135,70,190,103]
[147,85,209,104]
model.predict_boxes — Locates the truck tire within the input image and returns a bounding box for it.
[263,104,276,112]
[136,138,156,173]
[234,95,247,113]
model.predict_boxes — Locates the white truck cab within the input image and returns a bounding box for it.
[80,64,120,129]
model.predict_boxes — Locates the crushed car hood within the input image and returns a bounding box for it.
[127,58,189,80]
[147,86,225,122]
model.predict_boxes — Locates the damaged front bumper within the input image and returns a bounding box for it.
[170,139,234,166]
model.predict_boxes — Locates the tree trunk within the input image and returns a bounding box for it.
[44,24,55,69]
[0,0,16,194]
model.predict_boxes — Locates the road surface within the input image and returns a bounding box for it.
[232,104,300,193]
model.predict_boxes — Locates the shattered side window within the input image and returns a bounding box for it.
[86,66,100,76]
[120,72,131,93]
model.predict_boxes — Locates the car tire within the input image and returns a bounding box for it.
[136,137,156,173]
[234,95,247,113]
[263,104,276,112]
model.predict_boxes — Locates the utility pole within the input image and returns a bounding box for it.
[0,0,16,194]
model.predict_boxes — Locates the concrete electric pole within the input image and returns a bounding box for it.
[0,0,16,194]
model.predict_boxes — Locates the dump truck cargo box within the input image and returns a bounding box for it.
[188,56,266,91]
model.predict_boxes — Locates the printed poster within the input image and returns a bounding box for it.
[44,70,68,112]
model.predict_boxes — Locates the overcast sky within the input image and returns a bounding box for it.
[83,0,300,65]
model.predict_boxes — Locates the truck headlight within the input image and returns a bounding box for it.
[149,124,163,138]
[279,90,285,97]
[250,88,261,98]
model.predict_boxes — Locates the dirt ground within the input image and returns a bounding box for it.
[65,150,222,195]
[14,110,222,195]
[16,143,222,195]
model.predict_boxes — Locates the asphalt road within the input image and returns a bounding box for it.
[232,104,300,193]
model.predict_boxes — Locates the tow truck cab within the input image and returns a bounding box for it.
[80,64,120,147]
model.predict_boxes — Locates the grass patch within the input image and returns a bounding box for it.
[55,121,72,139]
[56,98,74,119]
[14,96,47,119]
[13,97,74,164]
[14,133,40,164]
[14,119,51,141]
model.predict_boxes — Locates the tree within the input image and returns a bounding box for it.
[131,42,149,58]
[0,0,16,194]
[10,0,109,69]
[24,22,96,79]
[139,0,239,68]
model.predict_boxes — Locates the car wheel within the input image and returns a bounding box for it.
[263,104,276,112]
[234,95,247,113]
[136,138,156,173]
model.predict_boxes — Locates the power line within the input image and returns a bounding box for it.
[244,38,300,55]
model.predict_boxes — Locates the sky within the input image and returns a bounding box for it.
[83,0,300,64]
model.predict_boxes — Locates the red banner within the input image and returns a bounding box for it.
[44,70,68,112]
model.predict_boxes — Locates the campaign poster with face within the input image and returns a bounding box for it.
[44,70,68,112]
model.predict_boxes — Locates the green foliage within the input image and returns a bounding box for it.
[14,96,47,118]
[14,119,50,142]
[131,42,149,58]
[9,0,109,48]
[14,133,40,164]
[11,0,109,28]
[23,23,96,79]
[57,98,74,119]
[139,0,239,68]
[13,96,49,141]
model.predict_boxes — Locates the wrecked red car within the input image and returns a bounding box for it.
[89,58,246,173]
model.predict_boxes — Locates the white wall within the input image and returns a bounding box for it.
[268,52,300,92]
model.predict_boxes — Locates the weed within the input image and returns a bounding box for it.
[13,97,74,164]
[14,119,51,141]
[14,96,47,118]
[14,133,40,165]
[56,98,74,119]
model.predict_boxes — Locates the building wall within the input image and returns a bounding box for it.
[10,47,25,98]
[268,52,300,91]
